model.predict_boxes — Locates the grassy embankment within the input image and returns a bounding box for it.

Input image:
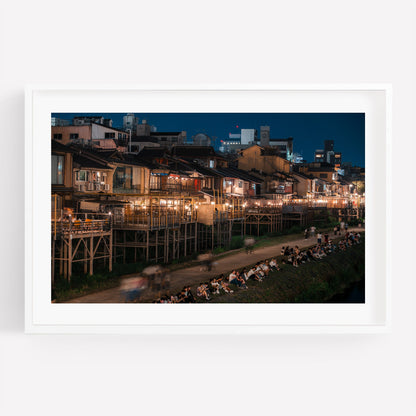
[195,237,365,303]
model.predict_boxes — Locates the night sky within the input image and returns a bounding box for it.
[52,113,365,167]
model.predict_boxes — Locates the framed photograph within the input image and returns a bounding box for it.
[25,85,391,333]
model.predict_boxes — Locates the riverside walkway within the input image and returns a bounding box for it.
[66,227,363,303]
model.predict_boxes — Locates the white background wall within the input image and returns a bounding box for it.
[1,1,415,415]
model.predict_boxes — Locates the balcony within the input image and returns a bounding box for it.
[112,208,198,229]
[75,182,110,192]
[52,213,112,237]
[149,183,200,194]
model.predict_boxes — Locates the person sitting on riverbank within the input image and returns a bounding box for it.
[338,240,347,251]
[221,279,234,293]
[229,271,247,289]
[311,246,322,259]
[197,283,211,300]
[240,268,249,281]
[296,251,308,264]
[184,286,195,303]
[255,263,265,279]
[247,266,262,281]
[269,258,280,271]
[209,278,221,295]
[292,255,299,267]
[260,261,270,276]
[228,270,239,286]
[281,246,286,256]
[306,248,316,261]
[236,272,248,289]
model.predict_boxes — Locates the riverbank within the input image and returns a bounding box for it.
[64,229,364,303]
[194,237,365,303]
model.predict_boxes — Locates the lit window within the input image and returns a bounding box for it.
[51,155,64,185]
[76,170,88,181]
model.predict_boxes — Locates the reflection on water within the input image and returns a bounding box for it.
[327,279,365,303]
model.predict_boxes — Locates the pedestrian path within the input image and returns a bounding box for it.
[67,227,363,303]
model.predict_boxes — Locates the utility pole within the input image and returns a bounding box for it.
[127,129,132,153]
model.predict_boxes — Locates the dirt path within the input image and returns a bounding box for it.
[66,228,363,303]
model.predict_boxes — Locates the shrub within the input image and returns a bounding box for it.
[229,236,244,250]
[213,246,225,254]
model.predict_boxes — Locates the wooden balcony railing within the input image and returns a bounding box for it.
[51,213,112,236]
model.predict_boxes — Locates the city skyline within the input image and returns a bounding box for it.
[52,112,365,167]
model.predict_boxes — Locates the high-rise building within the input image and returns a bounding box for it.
[324,140,334,153]
[241,129,257,145]
[314,150,325,163]
[123,113,138,131]
[136,119,151,136]
[260,126,270,146]
[315,140,342,167]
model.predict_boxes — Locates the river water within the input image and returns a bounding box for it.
[326,279,365,303]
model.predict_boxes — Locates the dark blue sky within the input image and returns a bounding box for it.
[52,113,365,167]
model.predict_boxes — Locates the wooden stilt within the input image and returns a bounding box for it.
[146,230,149,261]
[84,238,88,274]
[109,231,113,272]
[68,236,72,281]
[89,236,93,276]
[51,236,55,286]
[155,230,159,263]
[184,223,187,257]
[59,239,64,276]
[63,242,68,280]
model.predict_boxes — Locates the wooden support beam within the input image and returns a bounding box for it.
[134,232,137,263]
[68,236,72,281]
[59,239,63,276]
[123,232,126,264]
[109,231,113,272]
[184,223,187,257]
[195,223,198,252]
[89,236,93,276]
[84,238,88,274]
[63,240,68,280]
[51,237,55,286]
[155,230,159,263]
[146,230,149,261]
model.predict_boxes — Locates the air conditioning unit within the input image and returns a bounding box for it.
[87,182,94,191]
[104,184,110,191]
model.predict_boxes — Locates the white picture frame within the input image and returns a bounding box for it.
[25,85,391,334]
